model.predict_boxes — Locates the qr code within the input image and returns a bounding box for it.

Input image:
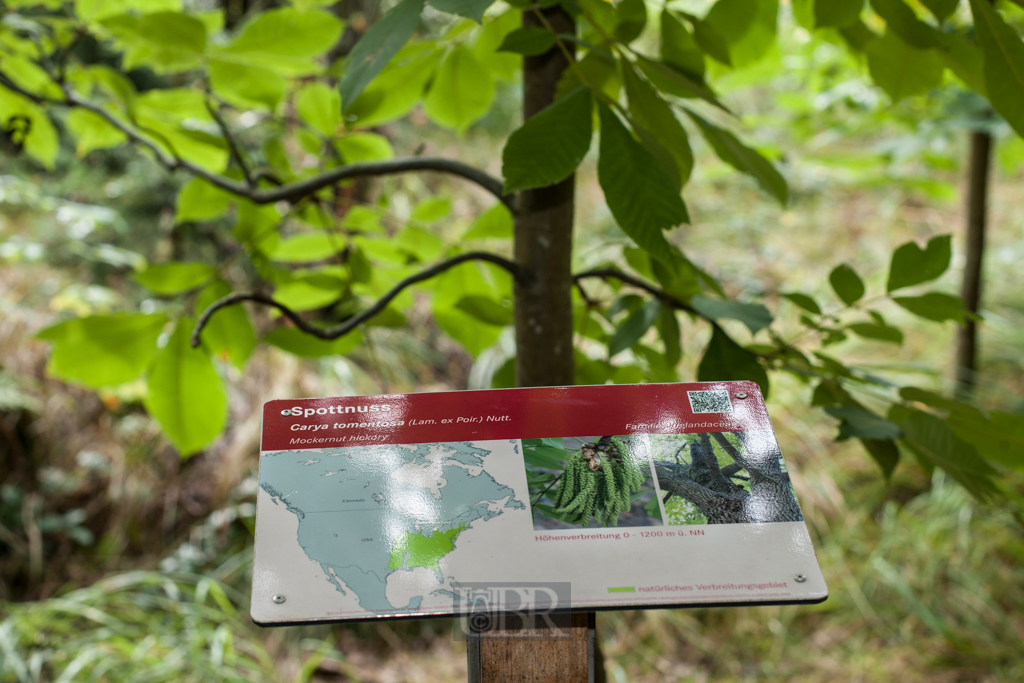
[688,390,732,413]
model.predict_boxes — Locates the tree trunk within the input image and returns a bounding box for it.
[470,10,598,682]
[955,130,992,398]
[654,432,803,525]
[513,7,576,389]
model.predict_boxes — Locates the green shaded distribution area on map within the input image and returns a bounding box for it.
[388,526,467,571]
[259,441,524,615]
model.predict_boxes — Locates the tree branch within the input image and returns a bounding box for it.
[709,432,753,472]
[0,75,511,209]
[205,97,254,187]
[255,157,510,207]
[191,251,525,348]
[572,268,699,316]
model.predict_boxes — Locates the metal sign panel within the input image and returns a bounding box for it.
[252,382,827,625]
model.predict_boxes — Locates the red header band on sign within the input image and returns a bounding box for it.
[260,381,769,451]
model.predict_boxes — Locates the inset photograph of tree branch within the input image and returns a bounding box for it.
[651,431,803,525]
[524,437,662,530]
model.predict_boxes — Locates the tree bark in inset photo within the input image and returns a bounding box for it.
[653,432,803,525]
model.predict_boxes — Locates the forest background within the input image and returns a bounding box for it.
[1,0,1023,679]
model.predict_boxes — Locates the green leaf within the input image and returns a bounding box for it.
[949,410,1024,471]
[686,110,787,204]
[423,45,495,134]
[969,0,1024,139]
[865,31,944,101]
[135,262,216,295]
[682,10,732,66]
[614,0,647,42]
[609,299,661,357]
[462,203,513,240]
[428,0,495,22]
[219,8,344,74]
[936,32,986,95]
[848,322,904,344]
[635,57,728,111]
[502,87,593,193]
[66,109,127,156]
[575,0,615,34]
[473,10,520,81]
[366,307,408,328]
[296,82,341,137]
[145,319,227,457]
[269,233,343,263]
[814,0,862,27]
[0,88,58,169]
[497,26,556,55]
[339,0,425,111]
[781,292,821,315]
[859,438,900,478]
[492,357,516,388]
[870,0,942,48]
[623,63,694,185]
[704,0,778,67]
[697,325,769,397]
[195,280,256,370]
[556,51,622,101]
[37,313,167,389]
[175,178,234,224]
[263,327,364,357]
[661,9,705,79]
[690,294,773,335]
[273,273,347,312]
[233,201,281,253]
[394,226,445,261]
[2,56,61,103]
[432,260,503,355]
[101,12,207,74]
[335,133,394,163]
[921,0,959,22]
[456,295,513,326]
[410,196,452,223]
[133,91,229,172]
[597,102,689,257]
[898,387,1024,470]
[897,409,998,500]
[342,206,385,233]
[523,444,566,469]
[892,292,965,323]
[825,406,902,441]
[658,307,682,366]
[886,234,951,292]
[434,308,501,355]
[209,58,288,110]
[345,42,442,127]
[829,263,865,305]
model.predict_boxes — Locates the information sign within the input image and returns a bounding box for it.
[252,381,827,625]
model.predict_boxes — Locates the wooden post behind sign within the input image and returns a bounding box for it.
[467,612,596,683]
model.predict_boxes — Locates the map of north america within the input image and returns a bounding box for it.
[259,441,524,613]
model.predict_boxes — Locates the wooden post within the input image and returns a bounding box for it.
[467,612,596,683]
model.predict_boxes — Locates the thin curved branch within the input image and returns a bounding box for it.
[572,268,699,316]
[68,88,510,206]
[191,251,525,348]
[205,97,254,187]
[256,157,509,206]
[0,76,511,208]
